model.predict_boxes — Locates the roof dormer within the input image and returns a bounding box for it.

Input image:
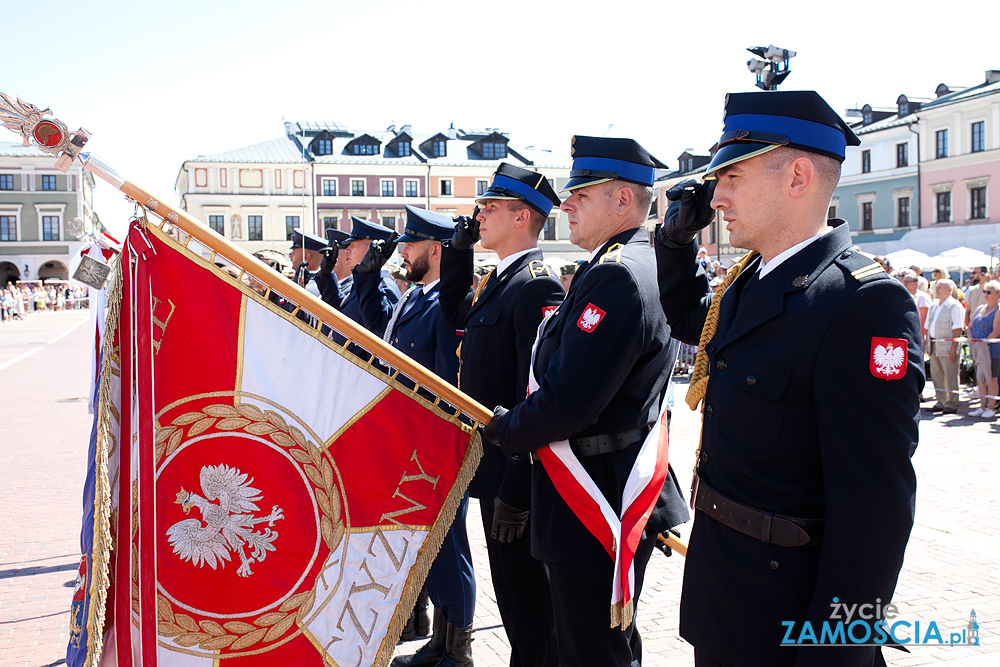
[470,131,508,160]
[388,132,413,158]
[420,133,449,158]
[344,133,381,156]
[310,130,335,157]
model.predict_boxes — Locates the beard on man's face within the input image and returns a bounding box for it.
[404,250,430,283]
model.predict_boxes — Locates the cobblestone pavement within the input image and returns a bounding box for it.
[2,311,998,666]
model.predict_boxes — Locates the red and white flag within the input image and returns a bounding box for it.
[527,310,669,629]
[91,220,480,667]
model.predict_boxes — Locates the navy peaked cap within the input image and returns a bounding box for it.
[399,205,454,243]
[563,135,667,192]
[324,227,350,246]
[704,90,861,179]
[289,227,327,252]
[476,163,561,216]
[345,216,396,245]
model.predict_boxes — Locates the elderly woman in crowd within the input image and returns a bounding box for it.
[968,280,1000,419]
[925,278,965,414]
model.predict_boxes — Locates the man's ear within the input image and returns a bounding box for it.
[787,157,816,199]
[617,184,634,214]
[513,206,532,229]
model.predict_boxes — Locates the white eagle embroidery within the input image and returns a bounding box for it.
[873,343,905,376]
[167,464,284,577]
[580,306,603,331]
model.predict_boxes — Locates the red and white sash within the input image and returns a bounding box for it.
[527,310,670,629]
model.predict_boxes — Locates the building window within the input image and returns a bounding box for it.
[322,179,337,196]
[861,149,871,174]
[861,202,873,231]
[970,186,987,219]
[896,143,908,168]
[828,204,838,219]
[897,197,910,227]
[971,121,985,153]
[351,179,365,196]
[543,216,557,241]
[316,138,332,156]
[396,140,410,157]
[285,215,299,240]
[863,111,873,125]
[352,143,378,155]
[323,216,338,230]
[936,129,948,159]
[382,216,395,229]
[0,215,15,241]
[482,142,506,159]
[248,215,263,240]
[41,175,57,191]
[42,215,59,241]
[935,192,951,223]
[439,179,453,196]
[0,174,13,190]
[476,179,489,196]
[208,215,224,235]
[381,180,395,197]
[432,140,446,158]
[404,180,418,197]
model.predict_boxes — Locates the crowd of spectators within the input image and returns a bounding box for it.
[0,283,89,323]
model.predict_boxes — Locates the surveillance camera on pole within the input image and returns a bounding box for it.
[746,44,796,91]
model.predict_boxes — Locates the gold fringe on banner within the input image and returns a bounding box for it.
[83,254,125,667]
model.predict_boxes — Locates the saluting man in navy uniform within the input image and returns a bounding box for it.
[359,207,471,667]
[655,90,923,667]
[483,137,688,667]
[437,163,564,667]
[288,227,327,298]
[314,227,352,308]
[338,216,401,331]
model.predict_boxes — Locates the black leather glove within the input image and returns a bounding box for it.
[482,405,508,447]
[450,214,481,251]
[354,234,399,274]
[318,244,338,278]
[491,497,529,543]
[657,179,717,249]
[654,528,682,557]
[294,262,310,287]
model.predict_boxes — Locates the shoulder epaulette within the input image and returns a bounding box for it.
[528,259,552,278]
[598,243,625,264]
[836,251,887,283]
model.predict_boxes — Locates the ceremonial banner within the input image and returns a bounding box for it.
[86,219,480,667]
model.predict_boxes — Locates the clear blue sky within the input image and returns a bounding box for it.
[3,0,997,238]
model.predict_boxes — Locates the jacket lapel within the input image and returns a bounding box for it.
[717,225,851,349]
[470,249,542,315]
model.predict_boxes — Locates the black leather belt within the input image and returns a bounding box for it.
[568,427,646,458]
[695,480,823,547]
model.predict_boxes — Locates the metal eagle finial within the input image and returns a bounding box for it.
[0,92,90,172]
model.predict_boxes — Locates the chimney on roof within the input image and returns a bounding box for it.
[387,123,396,133]
[448,122,457,140]
[401,124,411,136]
[284,121,294,137]
[986,70,1000,84]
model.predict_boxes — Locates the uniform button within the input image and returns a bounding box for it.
[840,251,851,259]
[715,360,726,371]
[705,405,714,418]
[410,343,415,348]
[746,375,757,386]
[479,317,485,323]
[700,452,710,464]
[770,560,780,570]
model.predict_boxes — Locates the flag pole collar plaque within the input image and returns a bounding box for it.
[0,92,91,171]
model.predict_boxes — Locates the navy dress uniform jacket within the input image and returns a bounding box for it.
[314,272,349,309]
[355,270,461,385]
[495,227,688,562]
[438,245,564,506]
[656,220,922,667]
[340,270,400,333]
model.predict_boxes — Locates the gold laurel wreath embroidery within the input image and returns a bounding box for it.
[137,402,343,652]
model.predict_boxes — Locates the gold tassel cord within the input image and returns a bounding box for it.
[684,250,758,412]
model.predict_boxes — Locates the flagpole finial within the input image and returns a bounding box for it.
[0,92,90,172]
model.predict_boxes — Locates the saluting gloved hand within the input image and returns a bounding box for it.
[482,405,508,447]
[318,244,338,278]
[354,233,399,274]
[450,211,481,251]
[491,497,529,543]
[657,179,717,249]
